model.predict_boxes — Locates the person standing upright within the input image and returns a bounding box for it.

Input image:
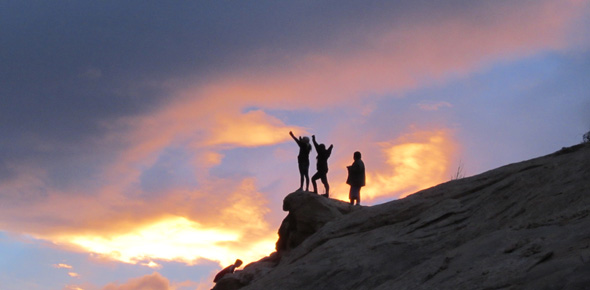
[346,151,366,205]
[289,131,312,192]
[311,135,333,197]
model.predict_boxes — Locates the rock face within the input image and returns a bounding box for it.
[214,143,590,290]
[276,191,358,252]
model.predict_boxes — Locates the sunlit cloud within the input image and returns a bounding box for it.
[53,212,274,267]
[337,128,458,202]
[63,216,239,264]
[53,263,73,269]
[140,261,161,269]
[206,110,303,147]
[26,179,277,268]
[68,272,80,278]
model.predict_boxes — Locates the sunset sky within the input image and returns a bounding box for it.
[1,1,590,289]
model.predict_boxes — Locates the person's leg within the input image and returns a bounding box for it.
[303,164,310,191]
[320,173,329,196]
[350,186,360,205]
[297,163,305,191]
[311,172,320,193]
[357,187,361,205]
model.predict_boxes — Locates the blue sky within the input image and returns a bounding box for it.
[1,1,589,289]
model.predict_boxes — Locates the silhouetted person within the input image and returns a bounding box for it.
[311,135,333,197]
[213,259,243,283]
[289,131,311,192]
[346,151,366,205]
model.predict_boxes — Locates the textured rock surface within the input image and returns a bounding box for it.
[276,191,358,252]
[214,143,590,290]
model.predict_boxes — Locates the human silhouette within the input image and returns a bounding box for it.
[213,259,243,283]
[346,151,366,205]
[311,135,333,197]
[289,131,311,192]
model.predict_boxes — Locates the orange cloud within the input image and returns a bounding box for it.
[102,272,170,290]
[26,179,276,268]
[206,110,303,147]
[53,263,73,269]
[373,129,457,198]
[332,128,458,202]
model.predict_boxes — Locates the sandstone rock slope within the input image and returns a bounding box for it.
[214,143,590,290]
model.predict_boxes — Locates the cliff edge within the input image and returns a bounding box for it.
[214,143,590,290]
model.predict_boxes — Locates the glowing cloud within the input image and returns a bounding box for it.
[53,263,73,269]
[358,128,457,201]
[27,179,278,268]
[55,214,273,267]
[206,110,302,147]
[67,216,236,262]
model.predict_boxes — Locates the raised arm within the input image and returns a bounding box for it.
[327,144,334,156]
[312,135,319,150]
[289,131,299,143]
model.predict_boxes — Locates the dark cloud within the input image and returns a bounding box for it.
[0,1,419,188]
[0,0,508,148]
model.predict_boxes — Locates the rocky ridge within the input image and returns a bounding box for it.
[214,143,590,290]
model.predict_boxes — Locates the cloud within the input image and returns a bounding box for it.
[140,261,161,269]
[0,0,587,281]
[331,128,458,202]
[206,110,303,148]
[102,272,170,290]
[53,263,73,269]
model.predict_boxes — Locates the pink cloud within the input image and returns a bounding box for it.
[102,272,170,290]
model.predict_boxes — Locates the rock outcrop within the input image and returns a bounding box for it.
[276,191,359,252]
[214,143,590,290]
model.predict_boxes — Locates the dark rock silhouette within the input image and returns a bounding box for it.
[213,143,590,290]
[276,191,359,253]
[213,259,243,283]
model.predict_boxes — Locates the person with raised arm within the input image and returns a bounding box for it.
[289,131,312,192]
[311,135,333,197]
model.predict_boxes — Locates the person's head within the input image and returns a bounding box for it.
[319,144,326,151]
[234,259,243,267]
[354,151,362,161]
[301,136,310,144]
